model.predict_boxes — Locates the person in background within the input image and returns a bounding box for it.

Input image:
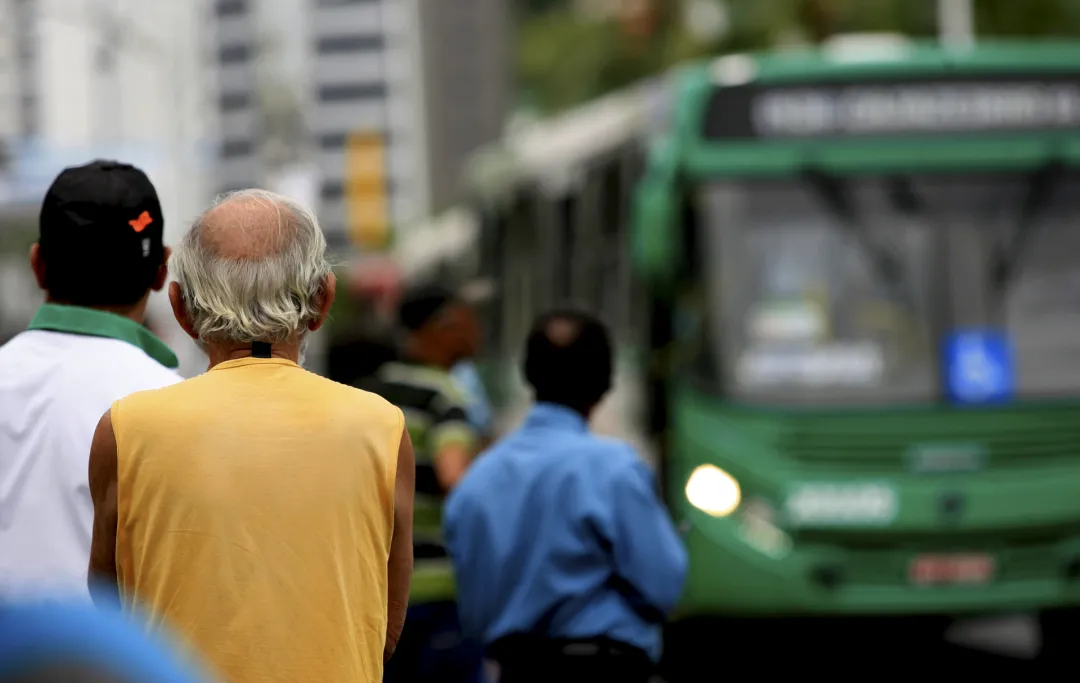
[444,308,688,683]
[0,160,180,601]
[359,284,485,683]
[330,255,405,388]
[0,600,205,683]
[86,189,414,683]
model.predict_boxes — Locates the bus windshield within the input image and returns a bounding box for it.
[928,171,1080,398]
[698,178,938,406]
[695,172,1080,406]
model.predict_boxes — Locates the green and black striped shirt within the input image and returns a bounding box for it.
[359,361,478,560]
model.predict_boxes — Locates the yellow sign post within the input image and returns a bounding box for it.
[345,132,390,250]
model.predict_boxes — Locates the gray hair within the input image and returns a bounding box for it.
[171,189,332,345]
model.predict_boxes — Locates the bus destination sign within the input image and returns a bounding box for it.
[702,74,1080,140]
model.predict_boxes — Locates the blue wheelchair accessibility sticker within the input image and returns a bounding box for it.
[944,330,1014,405]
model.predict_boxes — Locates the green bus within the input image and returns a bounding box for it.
[631,39,1080,664]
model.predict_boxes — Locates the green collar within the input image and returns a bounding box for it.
[28,303,180,370]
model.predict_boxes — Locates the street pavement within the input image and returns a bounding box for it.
[946,613,1038,660]
[654,615,1043,680]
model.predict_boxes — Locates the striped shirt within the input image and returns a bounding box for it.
[360,361,478,561]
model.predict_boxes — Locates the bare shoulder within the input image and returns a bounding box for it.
[88,410,118,483]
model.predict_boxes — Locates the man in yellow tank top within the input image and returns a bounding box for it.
[85,189,415,683]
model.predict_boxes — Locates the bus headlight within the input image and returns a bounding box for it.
[685,465,741,517]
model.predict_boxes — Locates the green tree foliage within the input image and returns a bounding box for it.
[517,2,718,113]
[518,0,1080,113]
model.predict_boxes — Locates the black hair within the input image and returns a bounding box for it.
[42,256,158,308]
[523,307,613,411]
[397,284,458,332]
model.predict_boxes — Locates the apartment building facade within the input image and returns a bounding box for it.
[211,0,509,248]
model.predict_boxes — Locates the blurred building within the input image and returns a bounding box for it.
[0,0,26,150]
[211,0,510,249]
[0,0,214,366]
[212,0,263,193]
[212,0,311,192]
[416,0,511,216]
[0,0,212,190]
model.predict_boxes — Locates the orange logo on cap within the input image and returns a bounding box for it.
[129,211,153,233]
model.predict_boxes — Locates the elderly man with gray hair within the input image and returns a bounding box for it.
[86,190,415,683]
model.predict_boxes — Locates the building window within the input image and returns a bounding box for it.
[219,92,251,111]
[316,35,383,54]
[316,0,379,7]
[19,93,36,136]
[320,179,395,201]
[321,181,345,200]
[318,133,348,150]
[221,139,255,158]
[318,131,393,150]
[218,44,252,65]
[215,0,248,16]
[317,83,386,102]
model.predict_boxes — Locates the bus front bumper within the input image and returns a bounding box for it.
[677,511,1080,618]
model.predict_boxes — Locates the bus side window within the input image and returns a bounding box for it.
[480,204,506,357]
[556,194,576,303]
[516,192,540,350]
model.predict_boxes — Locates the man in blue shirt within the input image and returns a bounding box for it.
[444,308,688,683]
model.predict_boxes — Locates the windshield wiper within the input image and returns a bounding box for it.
[801,168,906,292]
[991,161,1066,294]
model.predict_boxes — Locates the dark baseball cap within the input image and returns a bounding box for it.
[38,160,165,307]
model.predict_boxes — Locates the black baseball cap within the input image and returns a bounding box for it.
[38,160,165,307]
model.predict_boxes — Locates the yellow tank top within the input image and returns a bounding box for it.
[112,357,403,683]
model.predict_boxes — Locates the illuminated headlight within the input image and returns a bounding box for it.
[685,464,741,517]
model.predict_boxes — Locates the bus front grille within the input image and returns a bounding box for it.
[776,403,1080,468]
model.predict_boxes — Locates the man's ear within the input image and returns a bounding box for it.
[29,243,47,291]
[151,246,171,292]
[309,273,337,332]
[168,281,198,341]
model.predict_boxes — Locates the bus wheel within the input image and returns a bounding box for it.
[1038,607,1080,662]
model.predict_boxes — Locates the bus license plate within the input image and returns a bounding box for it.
[909,554,995,586]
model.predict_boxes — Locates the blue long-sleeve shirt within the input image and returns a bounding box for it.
[443,402,688,661]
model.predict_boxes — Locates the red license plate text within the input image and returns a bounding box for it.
[909,554,995,586]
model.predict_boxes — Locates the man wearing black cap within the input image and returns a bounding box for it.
[360,283,486,683]
[0,160,180,601]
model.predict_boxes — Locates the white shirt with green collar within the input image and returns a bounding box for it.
[0,303,181,601]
